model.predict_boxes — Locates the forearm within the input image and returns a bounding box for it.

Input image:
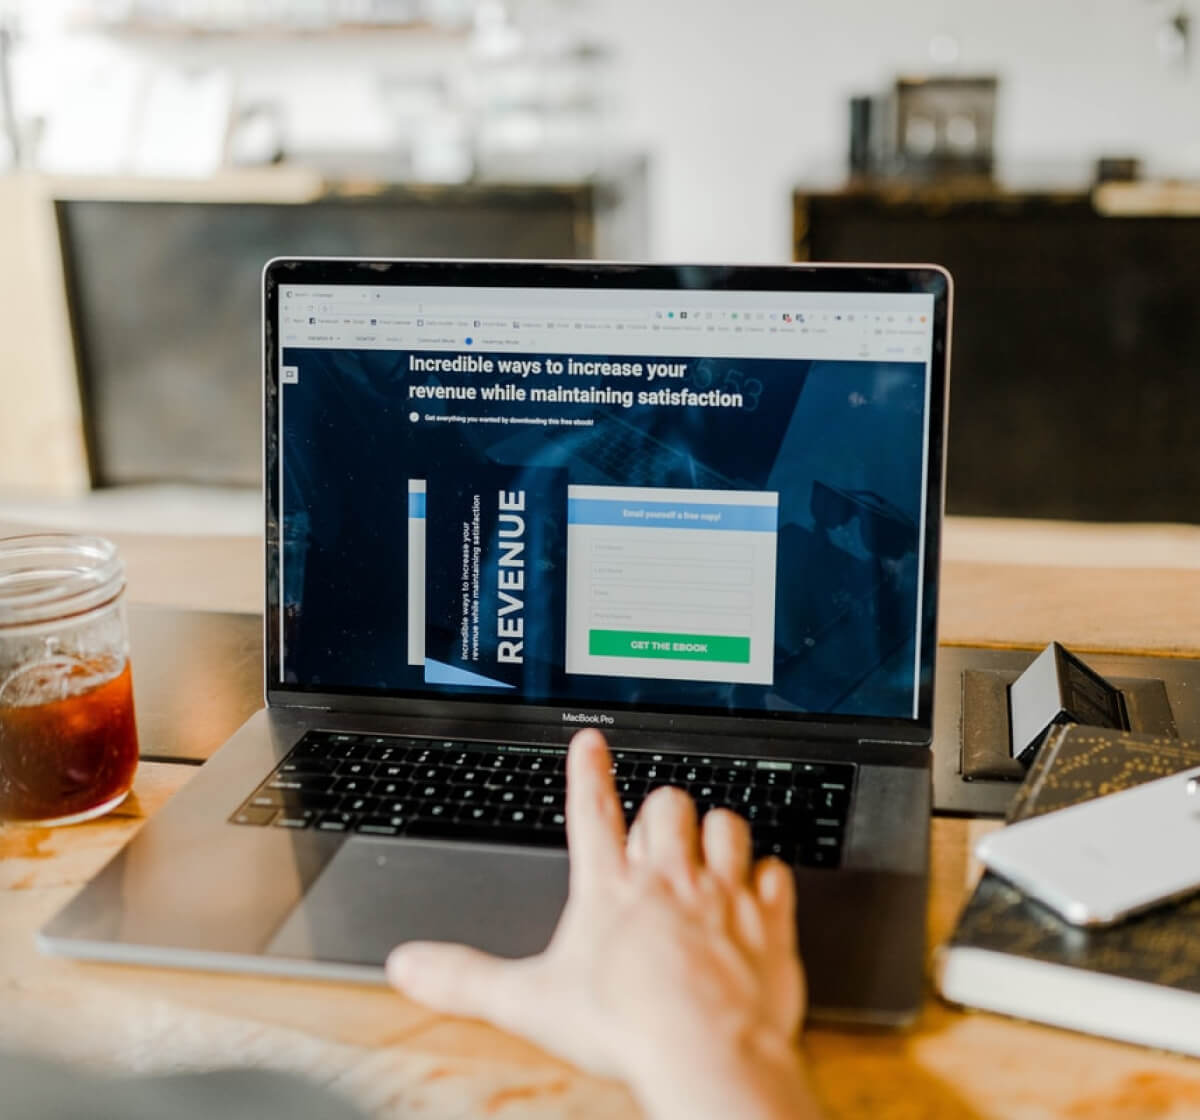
[628,1027,823,1120]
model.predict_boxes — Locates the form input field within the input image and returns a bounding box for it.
[591,562,751,587]
[591,583,752,611]
[590,608,748,631]
[592,541,752,566]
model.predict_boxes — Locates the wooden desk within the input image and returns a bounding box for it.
[3,518,1200,1117]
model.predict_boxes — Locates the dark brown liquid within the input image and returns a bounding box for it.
[0,660,139,822]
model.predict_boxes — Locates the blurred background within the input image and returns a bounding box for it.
[1,0,1199,533]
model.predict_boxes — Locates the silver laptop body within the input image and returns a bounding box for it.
[42,258,952,1026]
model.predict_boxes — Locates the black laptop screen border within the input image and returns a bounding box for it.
[262,258,950,748]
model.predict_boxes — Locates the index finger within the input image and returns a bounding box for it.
[566,728,627,887]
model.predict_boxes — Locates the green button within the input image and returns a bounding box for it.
[589,630,750,663]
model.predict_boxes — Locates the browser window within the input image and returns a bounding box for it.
[277,283,935,721]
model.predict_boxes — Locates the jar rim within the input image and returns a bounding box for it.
[0,534,125,628]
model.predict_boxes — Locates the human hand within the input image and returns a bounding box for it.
[386,729,818,1120]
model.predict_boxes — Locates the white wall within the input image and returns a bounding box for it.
[11,0,1200,260]
[587,0,1200,260]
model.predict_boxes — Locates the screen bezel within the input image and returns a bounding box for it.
[263,257,951,748]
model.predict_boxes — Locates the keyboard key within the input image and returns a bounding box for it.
[498,769,528,786]
[406,818,563,848]
[274,813,311,829]
[316,812,358,832]
[341,761,377,779]
[800,845,840,869]
[357,816,405,836]
[279,759,337,776]
[753,769,789,787]
[816,788,850,814]
[793,764,831,785]
[455,805,494,824]
[366,739,411,762]
[231,806,276,827]
[409,804,454,827]
[752,828,791,857]
[290,739,334,761]
[331,776,375,796]
[267,774,330,793]
[251,789,339,812]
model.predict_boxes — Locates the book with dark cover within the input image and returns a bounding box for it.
[938,725,1200,1056]
[1005,725,1200,823]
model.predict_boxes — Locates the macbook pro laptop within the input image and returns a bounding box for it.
[41,258,952,1026]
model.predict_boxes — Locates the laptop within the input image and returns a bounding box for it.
[41,258,952,1026]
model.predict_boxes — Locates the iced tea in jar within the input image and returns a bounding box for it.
[0,535,138,825]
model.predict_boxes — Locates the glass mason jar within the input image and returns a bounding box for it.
[0,535,139,825]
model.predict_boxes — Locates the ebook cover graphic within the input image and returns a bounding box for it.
[424,465,567,692]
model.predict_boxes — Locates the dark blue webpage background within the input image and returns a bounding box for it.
[281,347,928,717]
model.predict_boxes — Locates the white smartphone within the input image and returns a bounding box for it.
[975,768,1200,927]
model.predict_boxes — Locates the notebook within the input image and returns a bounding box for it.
[938,724,1200,1054]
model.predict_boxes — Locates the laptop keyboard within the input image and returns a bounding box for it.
[230,731,854,869]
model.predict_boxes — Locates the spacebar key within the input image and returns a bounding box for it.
[404,819,565,848]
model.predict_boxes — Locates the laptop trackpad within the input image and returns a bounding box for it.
[266,837,569,966]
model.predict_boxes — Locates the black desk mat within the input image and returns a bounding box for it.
[934,646,1200,817]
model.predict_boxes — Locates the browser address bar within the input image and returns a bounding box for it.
[417,306,653,322]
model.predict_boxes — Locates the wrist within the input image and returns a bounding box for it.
[626,1021,819,1120]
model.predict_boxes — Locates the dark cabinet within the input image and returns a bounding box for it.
[796,186,1200,522]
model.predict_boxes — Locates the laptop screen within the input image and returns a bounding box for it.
[266,261,948,737]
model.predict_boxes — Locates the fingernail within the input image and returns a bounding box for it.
[761,864,782,902]
[570,727,604,752]
[386,946,419,987]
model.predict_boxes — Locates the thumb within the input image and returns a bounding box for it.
[387,941,523,1026]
